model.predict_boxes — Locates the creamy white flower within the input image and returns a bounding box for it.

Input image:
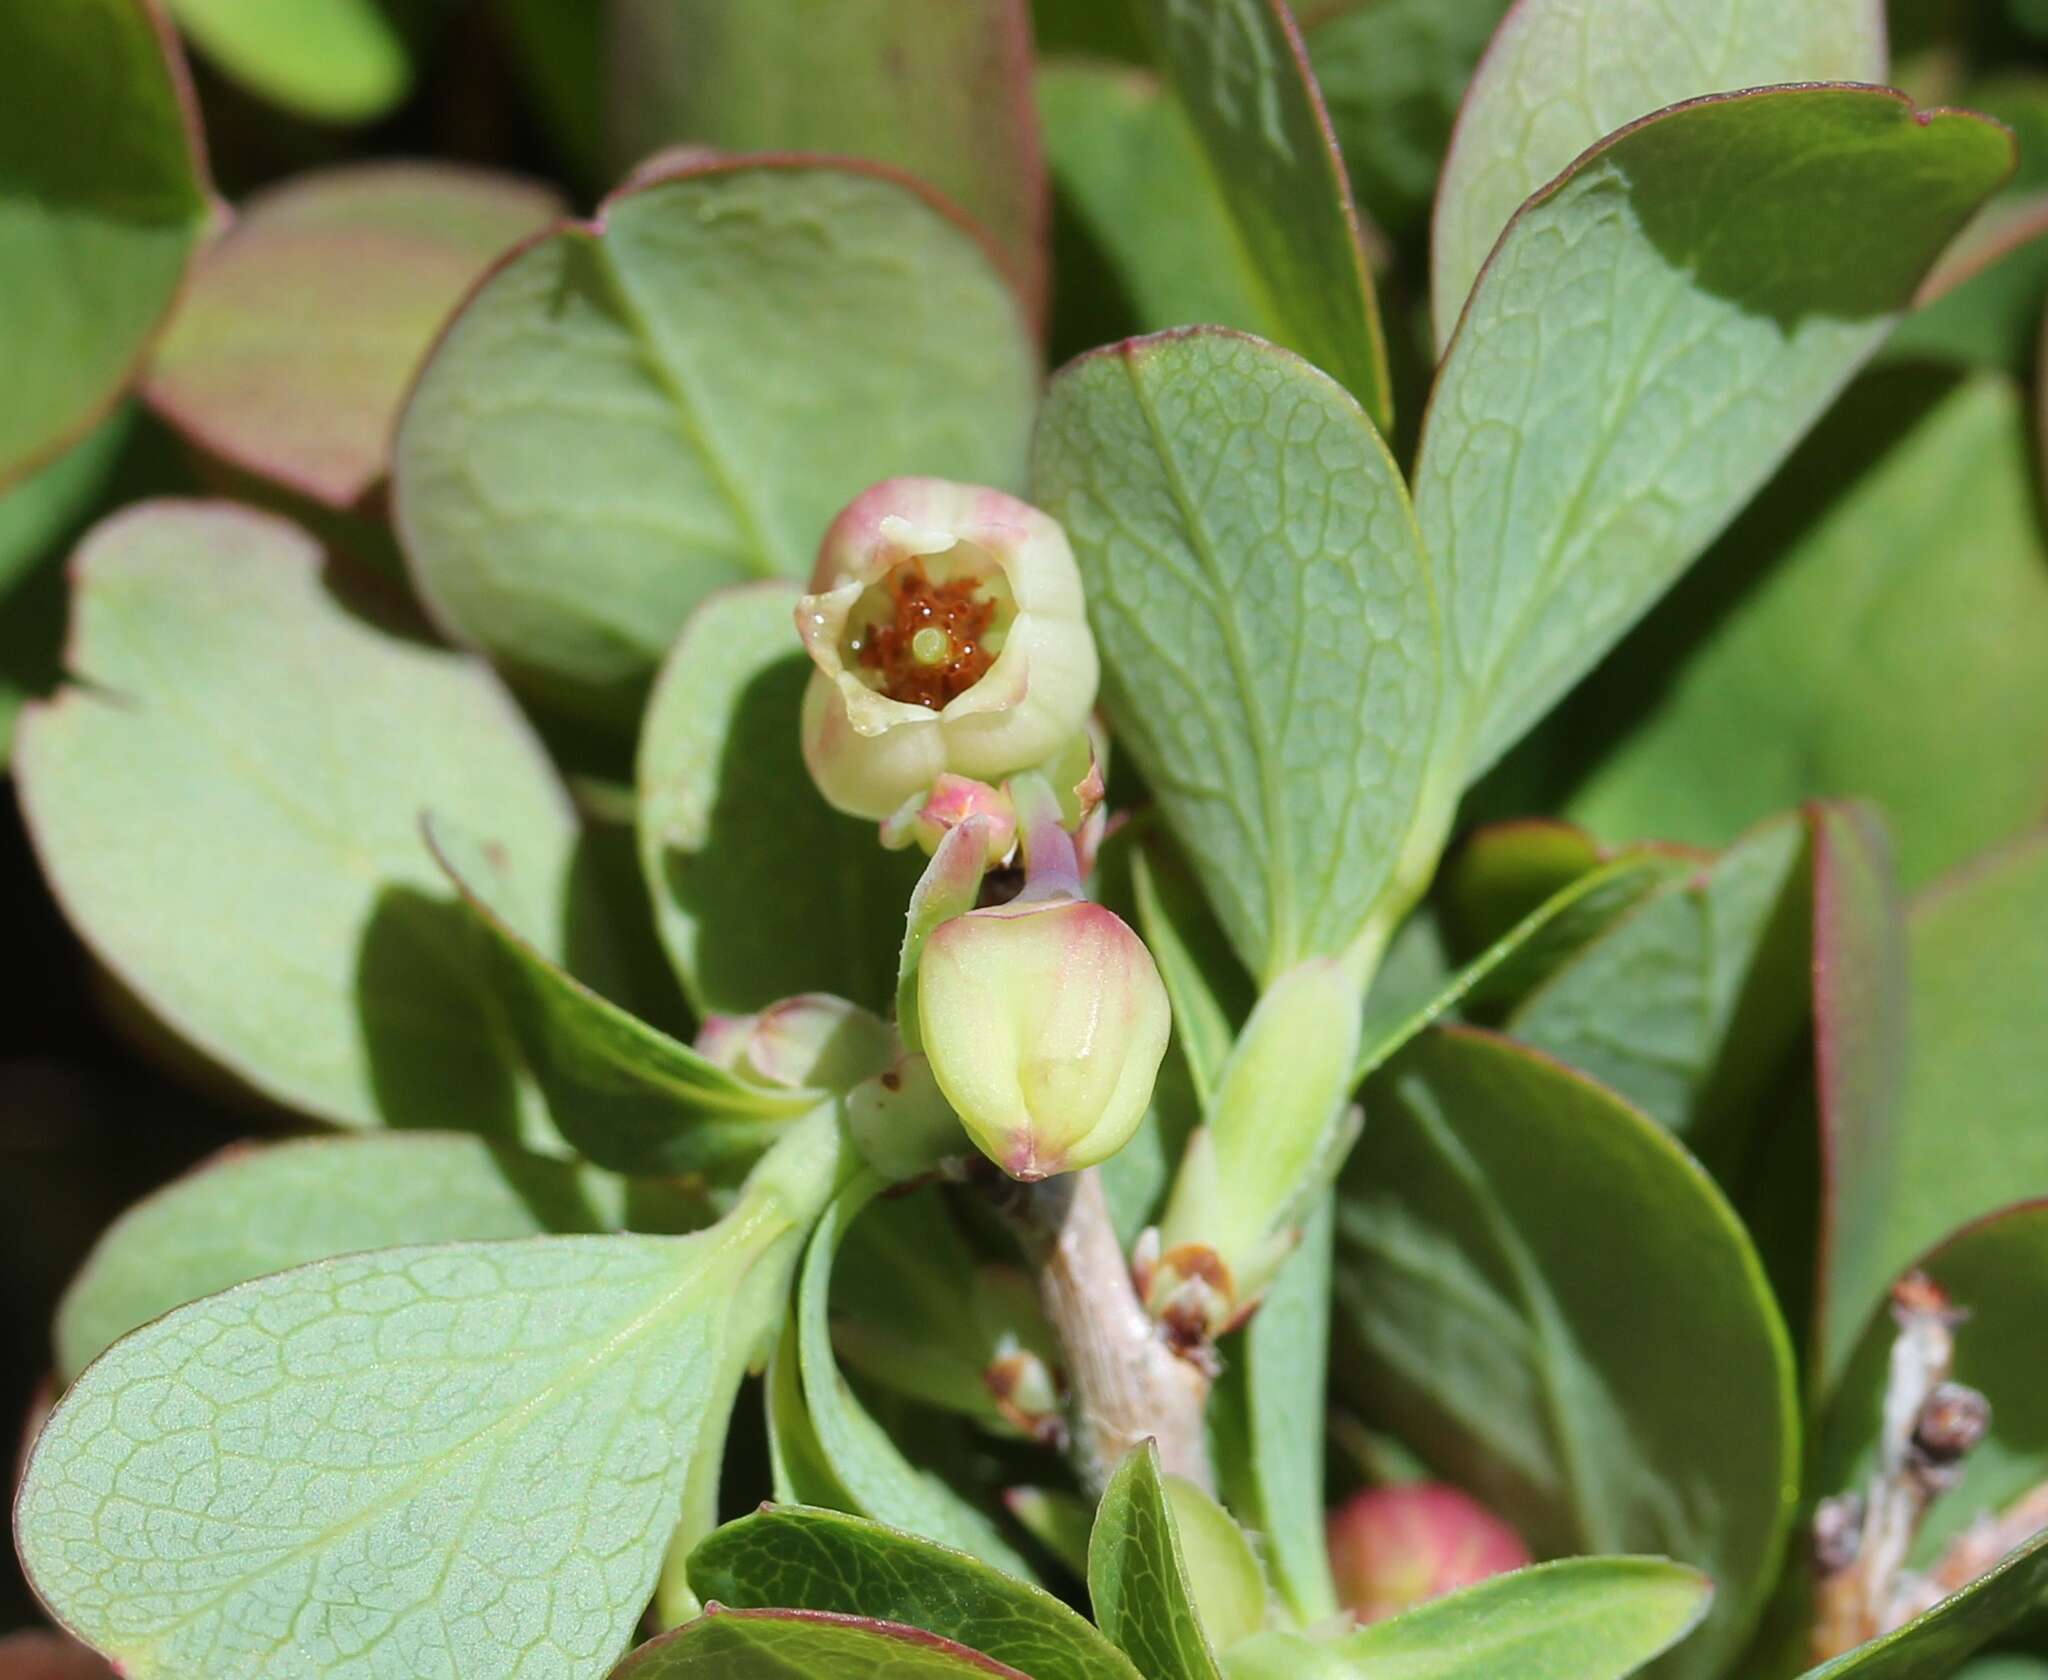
[797,477,1100,821]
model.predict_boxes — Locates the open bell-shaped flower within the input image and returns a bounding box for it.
[797,477,1100,821]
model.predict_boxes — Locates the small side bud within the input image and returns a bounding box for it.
[918,896,1170,1181]
[1912,1382,1991,1467]
[692,994,892,1093]
[984,1338,1066,1445]
[881,774,1019,866]
[1327,1485,1532,1625]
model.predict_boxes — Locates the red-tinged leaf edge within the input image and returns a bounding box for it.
[1914,190,2048,306]
[609,1604,1033,1678]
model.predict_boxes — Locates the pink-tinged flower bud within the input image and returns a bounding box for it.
[917,897,1169,1181]
[880,773,1019,867]
[692,994,893,1093]
[797,477,1100,821]
[1327,1485,1533,1625]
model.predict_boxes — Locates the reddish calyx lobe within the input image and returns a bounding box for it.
[855,559,997,710]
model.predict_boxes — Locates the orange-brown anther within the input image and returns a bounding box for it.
[855,561,997,710]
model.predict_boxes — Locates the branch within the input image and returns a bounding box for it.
[1003,1168,1215,1497]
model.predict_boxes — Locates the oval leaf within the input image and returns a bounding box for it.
[19,1228,790,1680]
[166,0,410,122]
[14,501,585,1138]
[1417,86,2012,787]
[1128,0,1391,424]
[1034,327,1440,983]
[54,1132,619,1383]
[144,163,563,510]
[0,0,208,488]
[1334,1027,1798,1679]
[393,157,1037,723]
[1089,1442,1222,1680]
[635,582,922,1015]
[1429,0,1885,342]
[611,1608,1027,1680]
[608,0,1046,323]
[688,1506,1143,1680]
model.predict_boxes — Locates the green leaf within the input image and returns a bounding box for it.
[1034,327,1441,984]
[1559,376,2048,890]
[1334,1028,1798,1679]
[1160,1477,1268,1656]
[1127,0,1391,426]
[1089,1442,1221,1680]
[608,0,1046,322]
[20,1224,799,1680]
[610,1608,1029,1680]
[1416,86,2012,786]
[1503,813,1812,1171]
[1886,195,2048,372]
[1037,63,1277,344]
[426,814,821,1175]
[1440,819,1610,950]
[1957,1660,2048,1680]
[1809,804,1909,1397]
[1304,0,1511,239]
[1799,1530,2048,1679]
[1212,1196,1339,1625]
[494,0,605,183]
[144,163,562,511]
[0,0,208,489]
[689,1506,1143,1680]
[792,1179,1038,1578]
[1428,0,1885,343]
[14,501,584,1139]
[635,583,922,1015]
[393,157,1037,723]
[1228,1557,1713,1680]
[166,0,410,122]
[1127,832,1255,1108]
[54,1132,624,1383]
[1823,1203,2048,1569]
[0,411,132,760]
[1831,828,2048,1343]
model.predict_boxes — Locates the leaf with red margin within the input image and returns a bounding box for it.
[1428,0,1885,347]
[609,1607,1030,1679]
[1809,803,1910,1399]
[393,155,1038,725]
[607,0,1047,331]
[1125,0,1393,428]
[0,0,211,490]
[144,164,562,513]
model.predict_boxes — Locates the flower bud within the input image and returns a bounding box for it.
[1327,1485,1532,1625]
[797,477,1100,820]
[693,993,893,1093]
[917,896,1170,1180]
[880,773,1019,866]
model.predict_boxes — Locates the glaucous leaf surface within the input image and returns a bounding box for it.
[427,816,818,1175]
[611,1609,1027,1680]
[1335,1028,1797,1679]
[1035,328,1440,983]
[167,0,410,121]
[20,1226,794,1680]
[792,1180,1037,1577]
[1303,0,1511,238]
[689,1507,1143,1680]
[1829,828,2048,1344]
[1126,0,1390,425]
[1226,1557,1712,1680]
[636,583,922,1016]
[14,502,583,1138]
[1799,1530,2048,1679]
[1808,804,1909,1396]
[1824,1203,2048,1565]
[609,0,1046,321]
[1089,1442,1221,1680]
[1429,0,1885,343]
[1503,813,1812,1172]
[54,1133,621,1383]
[1211,1197,1339,1624]
[1037,63,1275,348]
[393,158,1037,723]
[1417,87,2012,785]
[1559,377,2048,889]
[0,0,208,489]
[144,164,562,510]
[0,413,131,759]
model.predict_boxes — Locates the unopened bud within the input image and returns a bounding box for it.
[917,896,1169,1181]
[984,1338,1065,1445]
[1327,1485,1532,1625]
[881,774,1018,866]
[1812,1493,1865,1574]
[693,994,893,1093]
[797,477,1099,820]
[1913,1382,1991,1465]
